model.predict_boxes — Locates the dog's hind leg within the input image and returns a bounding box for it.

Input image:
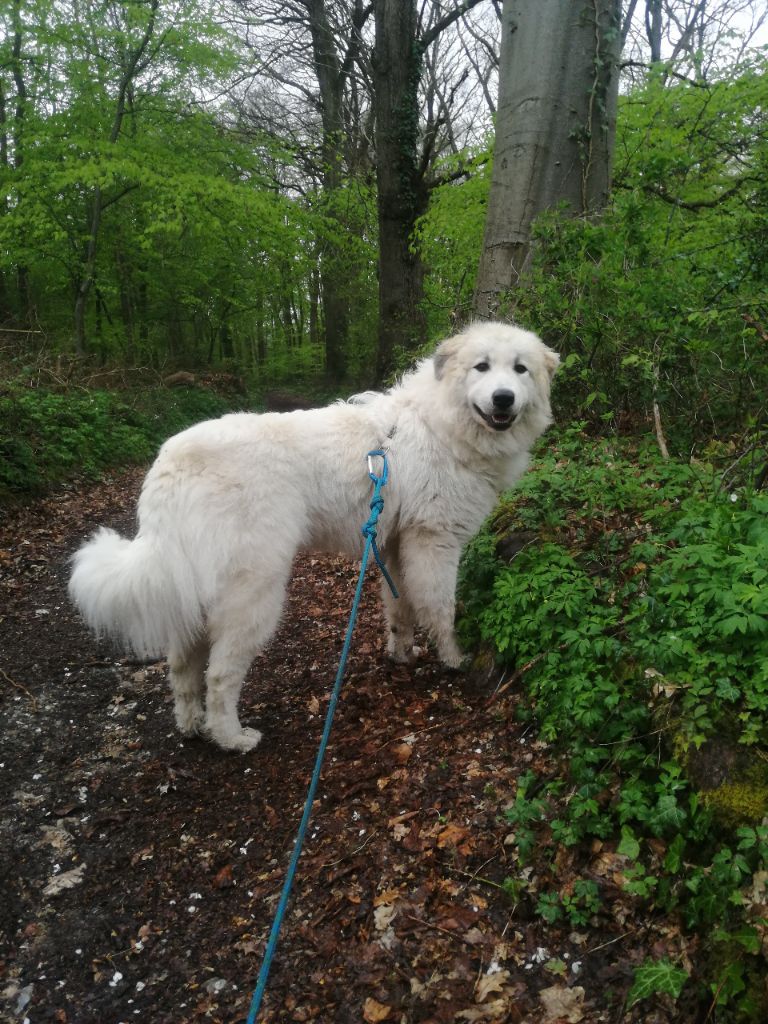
[204,574,288,752]
[169,637,209,737]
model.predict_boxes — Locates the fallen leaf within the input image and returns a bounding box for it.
[539,983,585,1022]
[475,969,511,1002]
[374,904,397,931]
[43,864,86,897]
[436,823,470,848]
[212,864,234,889]
[392,742,413,764]
[373,888,402,907]
[363,996,391,1022]
[456,997,511,1021]
[37,825,75,855]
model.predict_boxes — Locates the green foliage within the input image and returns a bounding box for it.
[535,890,564,924]
[534,879,601,927]
[636,495,768,746]
[499,876,525,905]
[459,433,768,1017]
[516,58,768,443]
[503,769,547,865]
[0,382,233,501]
[627,959,690,1007]
[418,58,768,444]
[562,879,601,926]
[0,1,376,383]
[414,148,491,337]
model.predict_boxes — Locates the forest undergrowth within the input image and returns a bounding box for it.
[457,426,768,1019]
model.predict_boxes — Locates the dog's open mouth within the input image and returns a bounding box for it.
[474,405,516,431]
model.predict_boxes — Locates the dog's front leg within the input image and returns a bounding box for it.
[399,532,465,669]
[380,551,417,663]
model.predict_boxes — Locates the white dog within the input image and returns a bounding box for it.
[69,322,559,751]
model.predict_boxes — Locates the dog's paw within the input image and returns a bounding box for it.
[388,644,416,665]
[387,631,417,664]
[439,649,470,672]
[174,706,205,737]
[209,726,263,753]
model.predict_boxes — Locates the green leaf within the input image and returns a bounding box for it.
[618,827,640,860]
[664,834,685,873]
[627,959,689,1007]
[713,926,761,954]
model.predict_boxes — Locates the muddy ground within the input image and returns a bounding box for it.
[0,471,688,1023]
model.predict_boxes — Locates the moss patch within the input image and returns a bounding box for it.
[702,769,768,828]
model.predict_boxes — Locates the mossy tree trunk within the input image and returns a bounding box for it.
[373,0,486,380]
[372,0,426,381]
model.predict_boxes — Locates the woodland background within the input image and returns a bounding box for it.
[2,1,768,1019]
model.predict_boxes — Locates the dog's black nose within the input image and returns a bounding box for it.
[492,389,515,410]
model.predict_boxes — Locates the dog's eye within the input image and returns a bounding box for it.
[514,363,528,374]
[474,362,490,372]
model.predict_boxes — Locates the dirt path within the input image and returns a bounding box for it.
[1,473,667,1024]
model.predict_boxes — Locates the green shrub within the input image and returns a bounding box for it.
[459,432,768,1019]
[0,383,236,501]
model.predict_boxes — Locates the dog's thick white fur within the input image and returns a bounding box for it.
[69,322,559,751]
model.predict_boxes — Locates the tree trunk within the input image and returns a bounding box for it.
[306,0,353,380]
[645,0,663,63]
[474,0,621,319]
[116,247,135,361]
[74,192,103,355]
[73,0,158,355]
[0,78,9,321]
[309,265,320,349]
[373,0,427,380]
[256,293,267,364]
[10,0,31,322]
[138,279,149,348]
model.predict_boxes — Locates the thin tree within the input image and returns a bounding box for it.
[73,0,159,356]
[8,0,31,320]
[373,0,489,379]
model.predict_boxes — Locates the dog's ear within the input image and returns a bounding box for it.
[433,335,462,380]
[542,346,560,380]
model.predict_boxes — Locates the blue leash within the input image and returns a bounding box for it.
[245,450,398,1024]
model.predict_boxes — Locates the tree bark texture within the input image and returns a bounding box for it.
[11,0,31,321]
[373,0,428,380]
[306,0,349,379]
[474,0,621,319]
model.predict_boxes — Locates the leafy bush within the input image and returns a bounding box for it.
[0,383,235,501]
[459,432,768,1019]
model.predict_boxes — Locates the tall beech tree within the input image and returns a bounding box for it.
[474,0,621,319]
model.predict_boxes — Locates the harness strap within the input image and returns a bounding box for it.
[363,450,398,598]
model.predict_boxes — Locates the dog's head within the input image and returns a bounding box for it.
[433,322,560,436]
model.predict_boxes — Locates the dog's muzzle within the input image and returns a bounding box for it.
[474,389,517,431]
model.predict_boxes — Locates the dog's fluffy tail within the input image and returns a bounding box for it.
[68,527,201,657]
